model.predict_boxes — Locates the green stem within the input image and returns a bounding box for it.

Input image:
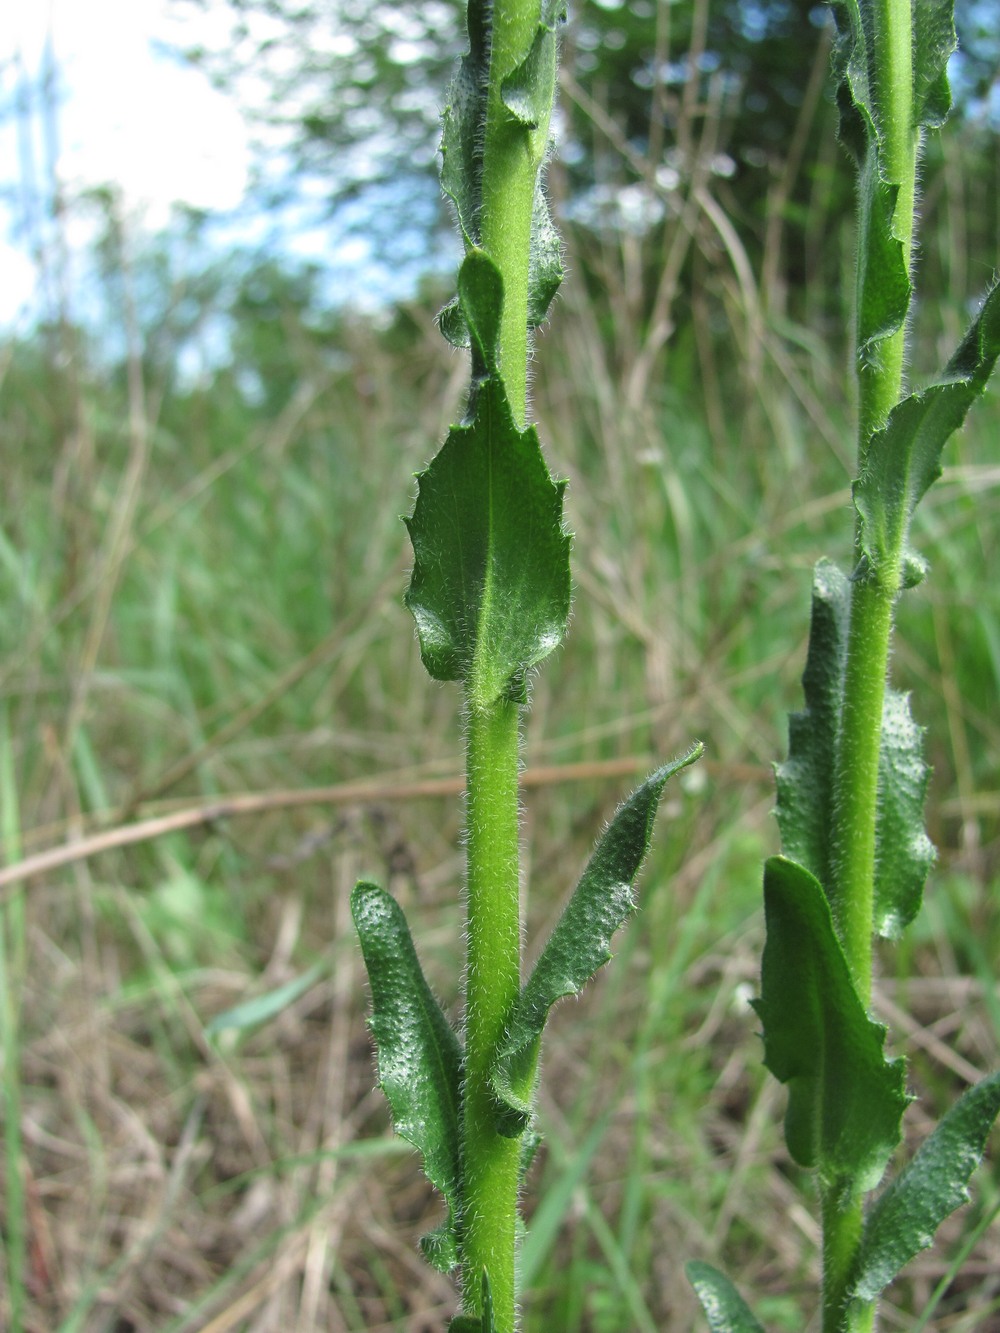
[829,578,894,1006]
[827,2,917,1328]
[479,0,546,425]
[461,696,523,1330]
[820,1186,875,1333]
[856,0,916,449]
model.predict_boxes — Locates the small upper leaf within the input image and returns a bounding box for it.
[449,1270,496,1332]
[775,559,849,894]
[854,281,1000,584]
[754,857,910,1194]
[686,1261,768,1333]
[490,748,703,1135]
[405,256,571,706]
[873,689,935,937]
[851,1071,1000,1300]
[351,881,463,1271]
[501,0,567,131]
[440,0,489,250]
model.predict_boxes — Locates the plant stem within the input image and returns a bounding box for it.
[856,0,916,450]
[479,0,546,426]
[461,695,523,1329]
[827,3,916,1328]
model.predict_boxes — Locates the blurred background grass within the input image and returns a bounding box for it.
[1,0,1000,1327]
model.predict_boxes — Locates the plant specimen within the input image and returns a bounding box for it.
[688,0,1000,1330]
[349,2,699,1330]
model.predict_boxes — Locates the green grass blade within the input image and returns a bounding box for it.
[753,856,910,1194]
[351,881,463,1272]
[204,959,329,1036]
[851,1071,1000,1301]
[489,747,702,1136]
[449,1270,496,1332]
[687,1261,768,1332]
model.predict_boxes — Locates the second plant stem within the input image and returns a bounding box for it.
[826,1,915,1328]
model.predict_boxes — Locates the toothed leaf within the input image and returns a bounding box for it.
[754,857,910,1193]
[872,689,935,937]
[854,282,1000,583]
[500,0,566,130]
[406,253,570,706]
[851,1072,1000,1300]
[351,882,463,1272]
[440,0,489,250]
[449,1271,496,1332]
[775,559,848,894]
[687,1262,768,1333]
[776,562,933,937]
[490,748,703,1135]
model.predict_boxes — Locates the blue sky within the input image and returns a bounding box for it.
[1,0,252,327]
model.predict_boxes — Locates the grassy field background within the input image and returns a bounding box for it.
[2,98,1000,1331]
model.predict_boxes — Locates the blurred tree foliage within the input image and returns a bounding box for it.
[170,0,999,340]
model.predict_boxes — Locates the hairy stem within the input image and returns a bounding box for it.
[827,1,916,1327]
[461,696,522,1329]
[479,0,546,425]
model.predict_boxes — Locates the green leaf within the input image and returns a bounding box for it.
[776,562,932,938]
[405,255,571,706]
[437,0,563,345]
[850,1071,1000,1301]
[686,1262,767,1333]
[490,747,703,1136]
[911,0,956,129]
[351,881,463,1272]
[753,857,910,1194]
[500,0,566,131]
[440,0,489,251]
[449,1271,496,1332]
[872,689,935,937]
[775,558,849,894]
[854,281,1000,583]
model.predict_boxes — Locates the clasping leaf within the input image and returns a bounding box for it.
[686,1261,768,1332]
[405,252,571,707]
[854,281,1000,586]
[776,560,934,940]
[490,747,703,1136]
[351,881,463,1271]
[850,1071,1000,1301]
[754,857,910,1195]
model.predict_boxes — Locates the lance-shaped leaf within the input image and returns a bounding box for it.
[753,857,910,1194]
[490,747,703,1136]
[500,0,566,131]
[854,281,1000,583]
[872,689,935,937]
[448,1270,496,1332]
[437,0,563,348]
[776,561,932,938]
[686,1262,768,1333]
[440,0,489,251]
[830,0,957,374]
[850,1071,1000,1301]
[406,253,571,706]
[351,881,463,1272]
[775,559,849,893]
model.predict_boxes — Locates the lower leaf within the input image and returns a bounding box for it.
[351,881,464,1271]
[850,1070,1000,1301]
[753,857,910,1193]
[489,747,702,1135]
[686,1261,767,1332]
